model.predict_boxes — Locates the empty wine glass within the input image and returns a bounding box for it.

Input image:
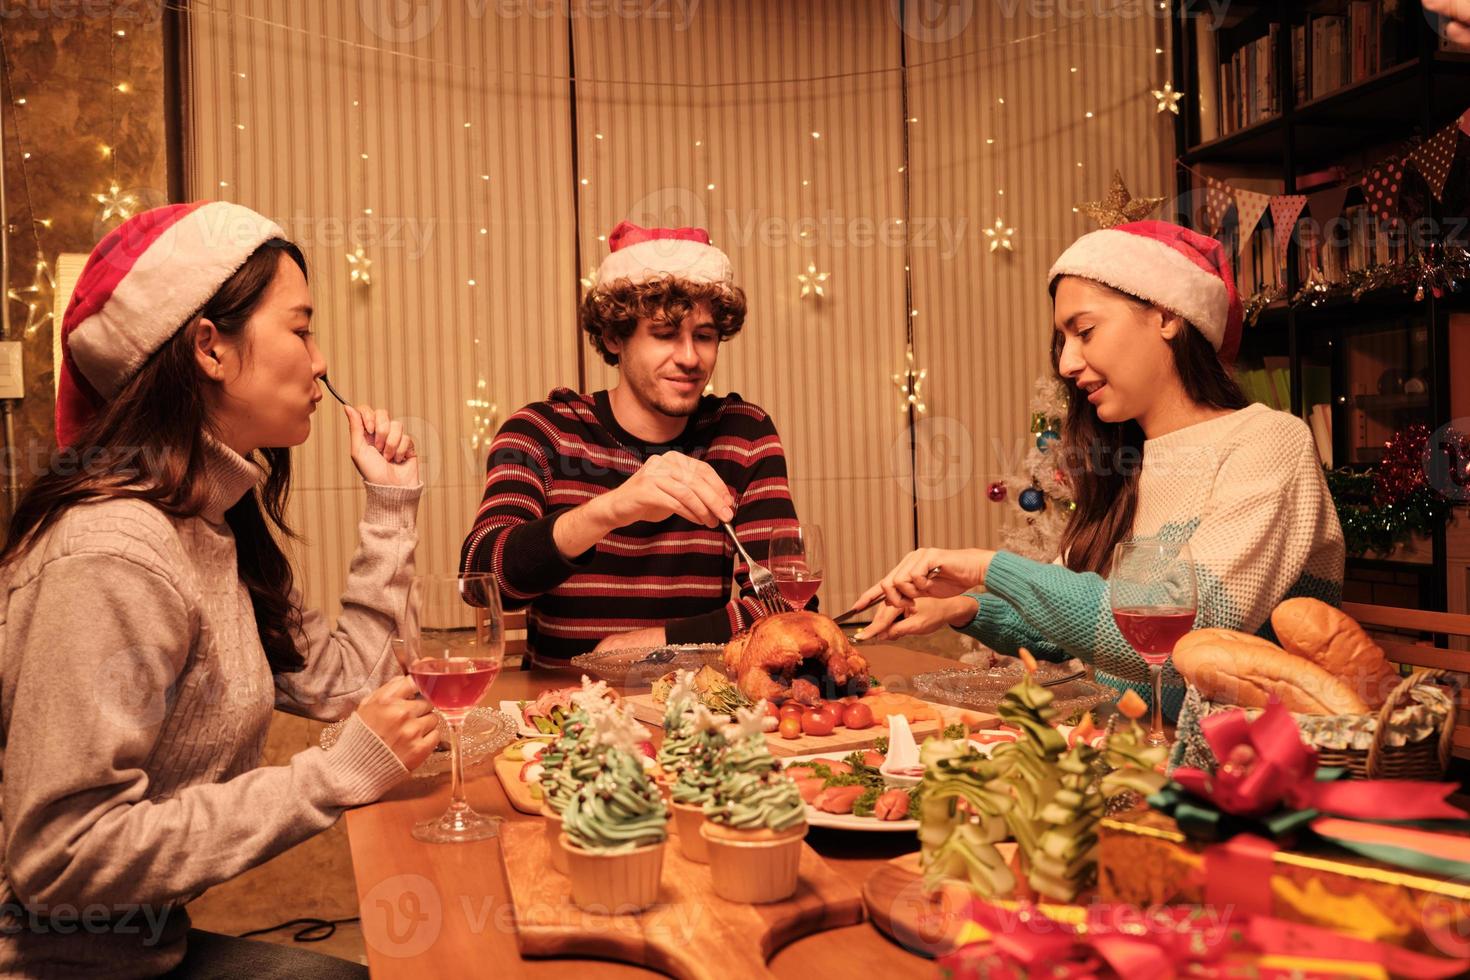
[403,573,504,843]
[1109,540,1198,748]
[769,523,824,610]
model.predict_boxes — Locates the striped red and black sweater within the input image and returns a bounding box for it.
[461,388,804,661]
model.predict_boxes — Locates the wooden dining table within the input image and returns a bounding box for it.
[344,643,962,978]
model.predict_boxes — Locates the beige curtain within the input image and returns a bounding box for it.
[907,4,1173,554]
[188,0,578,616]
[186,0,1171,620]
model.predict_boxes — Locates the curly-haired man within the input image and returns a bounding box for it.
[460,222,807,663]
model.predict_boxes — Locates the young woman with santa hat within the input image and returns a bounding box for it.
[855,221,1345,733]
[0,202,430,977]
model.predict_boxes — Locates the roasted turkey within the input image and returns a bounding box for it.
[723,611,870,704]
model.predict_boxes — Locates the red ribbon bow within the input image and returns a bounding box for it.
[1170,701,1464,822]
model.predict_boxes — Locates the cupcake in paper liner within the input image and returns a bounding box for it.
[656,669,703,777]
[538,677,622,872]
[668,704,727,863]
[561,710,668,912]
[699,703,807,903]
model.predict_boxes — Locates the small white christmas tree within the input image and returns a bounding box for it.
[992,374,1075,562]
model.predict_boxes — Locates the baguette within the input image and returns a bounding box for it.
[1173,632,1370,715]
[1270,598,1398,708]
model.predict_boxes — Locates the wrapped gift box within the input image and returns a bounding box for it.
[1098,808,1470,958]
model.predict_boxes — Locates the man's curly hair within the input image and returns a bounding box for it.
[579,277,748,366]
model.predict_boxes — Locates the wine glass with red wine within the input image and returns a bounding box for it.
[405,573,504,843]
[1109,540,1197,748]
[769,523,824,610]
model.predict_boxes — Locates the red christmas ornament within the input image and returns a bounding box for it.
[987,481,1008,503]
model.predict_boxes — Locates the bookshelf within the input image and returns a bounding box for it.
[1170,0,1470,614]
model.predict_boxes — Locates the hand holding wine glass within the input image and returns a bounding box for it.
[769,523,824,609]
[354,676,439,771]
[403,573,505,843]
[1109,540,1197,747]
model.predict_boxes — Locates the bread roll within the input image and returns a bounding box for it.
[1173,632,1370,715]
[1270,598,1398,709]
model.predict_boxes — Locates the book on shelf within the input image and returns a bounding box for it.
[1196,1,1413,137]
[1294,201,1409,287]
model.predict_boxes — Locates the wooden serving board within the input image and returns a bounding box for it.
[501,821,864,979]
[625,692,976,757]
[493,753,543,815]
[860,849,1017,958]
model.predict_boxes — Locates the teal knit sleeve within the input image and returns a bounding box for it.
[956,592,1070,662]
[980,550,1185,717]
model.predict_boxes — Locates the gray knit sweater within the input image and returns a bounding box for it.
[0,439,418,978]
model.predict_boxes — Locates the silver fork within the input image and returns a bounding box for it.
[722,522,786,616]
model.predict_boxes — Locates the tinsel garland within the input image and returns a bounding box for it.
[1241,244,1470,327]
[1324,424,1461,558]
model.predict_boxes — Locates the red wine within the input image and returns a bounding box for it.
[1112,606,1196,665]
[410,658,500,713]
[775,568,822,607]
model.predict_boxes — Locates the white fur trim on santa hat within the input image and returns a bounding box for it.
[1047,229,1229,349]
[593,237,732,289]
[68,202,285,398]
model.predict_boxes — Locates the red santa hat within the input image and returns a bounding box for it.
[590,220,733,291]
[1047,220,1243,364]
[56,201,285,446]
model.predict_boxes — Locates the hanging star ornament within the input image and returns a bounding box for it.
[7,255,56,338]
[1078,171,1165,229]
[984,217,1015,253]
[1151,81,1183,115]
[797,261,830,299]
[345,245,372,285]
[94,183,139,223]
[892,346,928,415]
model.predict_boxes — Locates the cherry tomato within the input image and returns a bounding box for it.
[816,702,843,728]
[801,708,836,737]
[764,701,780,719]
[779,702,805,722]
[779,716,803,740]
[841,702,874,730]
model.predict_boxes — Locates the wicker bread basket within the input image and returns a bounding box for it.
[1180,668,1454,780]
[1315,668,1454,780]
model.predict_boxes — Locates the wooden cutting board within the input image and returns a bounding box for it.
[501,821,864,979]
[860,849,1017,958]
[494,753,543,815]
[625,692,977,757]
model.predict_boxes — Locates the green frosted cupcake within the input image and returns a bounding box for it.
[697,704,808,904]
[657,669,702,775]
[701,729,805,834]
[562,748,669,853]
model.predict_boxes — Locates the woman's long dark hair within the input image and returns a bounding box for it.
[1051,281,1248,577]
[0,240,309,673]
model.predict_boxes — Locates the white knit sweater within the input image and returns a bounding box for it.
[0,440,418,978]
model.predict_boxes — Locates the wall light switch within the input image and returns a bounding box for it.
[0,342,23,399]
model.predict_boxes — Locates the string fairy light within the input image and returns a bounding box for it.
[0,24,56,341]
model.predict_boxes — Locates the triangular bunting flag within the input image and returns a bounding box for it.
[1459,108,1470,137]
[1203,176,1233,234]
[1407,122,1461,200]
[1270,194,1308,270]
[1364,157,1405,221]
[1307,184,1352,226]
[1234,188,1271,254]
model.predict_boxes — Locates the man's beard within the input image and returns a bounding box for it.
[631,373,703,419]
[649,391,702,418]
